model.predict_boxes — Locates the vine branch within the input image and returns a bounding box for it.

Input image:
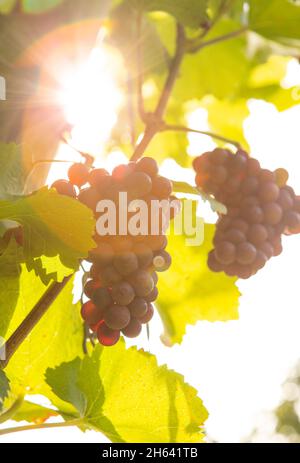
[137,12,146,122]
[131,23,186,162]
[0,418,83,436]
[188,26,248,53]
[161,123,242,149]
[0,275,72,370]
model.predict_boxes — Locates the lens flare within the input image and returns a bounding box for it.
[58,46,123,155]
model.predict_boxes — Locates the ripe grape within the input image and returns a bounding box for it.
[151,272,159,286]
[133,243,153,268]
[68,163,89,187]
[241,177,259,195]
[258,241,274,259]
[136,157,159,177]
[84,279,102,299]
[147,234,168,251]
[128,298,148,318]
[247,158,261,175]
[278,189,294,210]
[78,188,101,210]
[101,265,123,285]
[89,243,114,266]
[51,180,76,198]
[236,242,257,265]
[111,282,135,306]
[253,251,268,270]
[139,304,154,324]
[89,168,109,188]
[259,182,280,203]
[224,229,245,244]
[97,321,120,346]
[81,301,104,325]
[247,205,264,223]
[92,287,113,309]
[145,286,158,303]
[207,251,223,272]
[215,241,236,265]
[229,219,249,234]
[151,176,173,199]
[214,166,228,184]
[129,270,154,297]
[285,211,300,229]
[122,319,142,338]
[263,203,283,225]
[124,172,153,198]
[153,250,172,272]
[247,224,268,245]
[113,252,139,276]
[104,305,130,330]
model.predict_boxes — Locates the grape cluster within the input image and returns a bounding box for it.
[193,148,300,279]
[52,158,178,346]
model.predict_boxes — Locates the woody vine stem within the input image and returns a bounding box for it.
[0,15,247,371]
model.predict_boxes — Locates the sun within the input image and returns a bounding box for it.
[58,45,124,155]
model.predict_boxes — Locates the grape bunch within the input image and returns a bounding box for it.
[193,148,300,279]
[52,158,178,346]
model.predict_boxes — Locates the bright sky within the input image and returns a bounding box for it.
[1,55,300,444]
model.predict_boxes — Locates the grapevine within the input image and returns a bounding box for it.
[0,0,300,444]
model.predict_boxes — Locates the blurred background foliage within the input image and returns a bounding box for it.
[250,361,300,443]
[1,0,300,169]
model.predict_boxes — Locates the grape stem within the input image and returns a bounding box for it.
[136,12,146,123]
[0,276,72,370]
[0,418,83,436]
[130,23,186,161]
[0,396,24,425]
[161,124,242,149]
[187,26,248,53]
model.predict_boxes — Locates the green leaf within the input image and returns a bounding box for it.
[0,238,23,278]
[2,270,83,398]
[157,223,240,345]
[248,0,300,46]
[0,0,16,14]
[12,400,58,423]
[110,3,170,76]
[0,371,10,412]
[238,56,300,111]
[174,19,251,101]
[27,255,75,286]
[0,239,22,336]
[21,0,63,13]
[0,143,33,199]
[46,342,208,443]
[130,0,208,28]
[201,95,250,150]
[0,188,95,272]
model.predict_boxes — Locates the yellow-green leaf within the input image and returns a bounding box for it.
[2,269,83,398]
[12,400,58,424]
[248,0,300,46]
[46,342,209,443]
[157,224,240,345]
[0,188,95,272]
